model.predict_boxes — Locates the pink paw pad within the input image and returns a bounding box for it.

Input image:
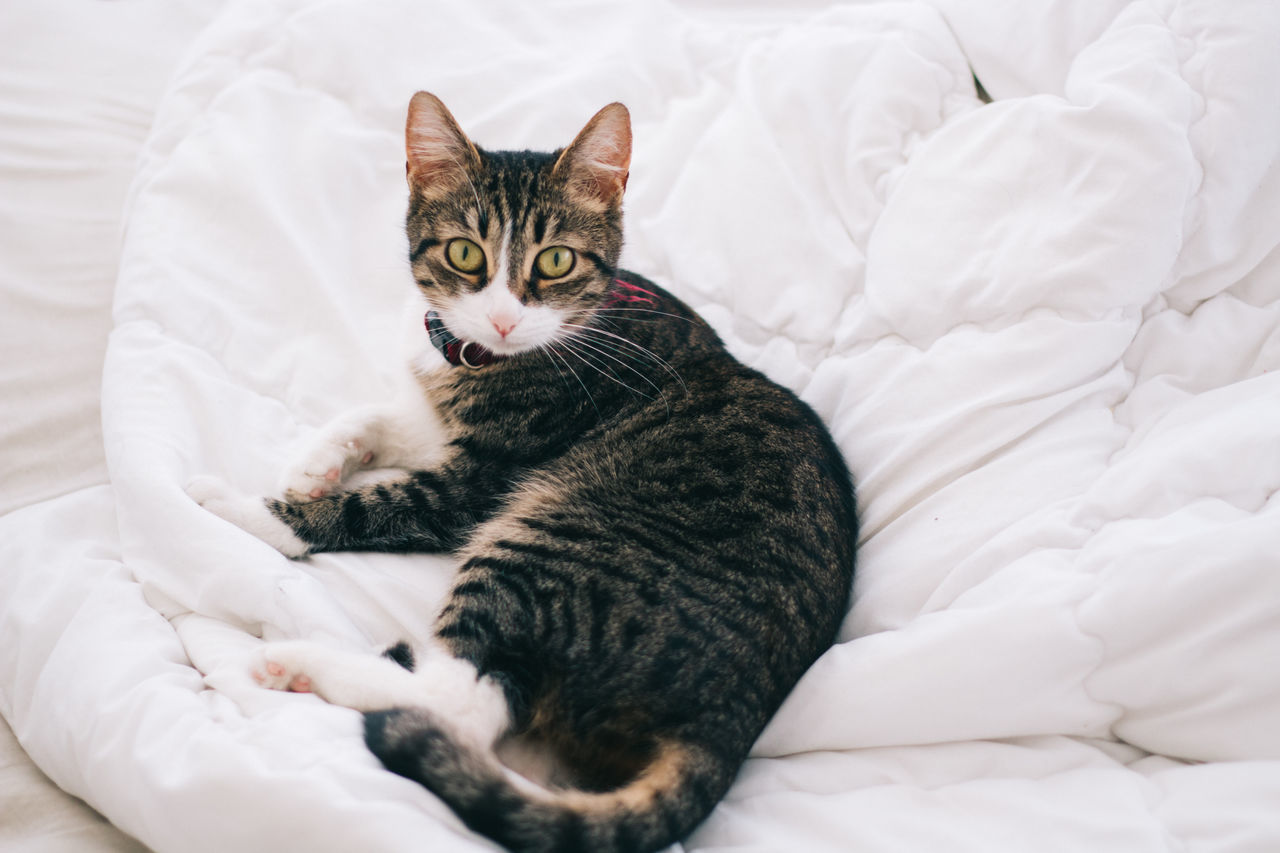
[324,468,341,482]
[309,487,326,499]
[288,675,312,693]
[251,660,286,685]
[361,451,374,465]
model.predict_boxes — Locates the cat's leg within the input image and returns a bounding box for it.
[188,389,463,554]
[277,389,449,503]
[187,475,311,556]
[191,458,495,556]
[249,640,510,750]
[268,465,500,553]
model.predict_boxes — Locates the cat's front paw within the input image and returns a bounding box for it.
[187,475,310,558]
[187,475,247,519]
[277,436,375,503]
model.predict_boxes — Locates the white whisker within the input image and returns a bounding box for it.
[562,335,665,401]
[546,345,600,421]
[560,323,688,396]
[538,345,574,397]
[559,339,659,405]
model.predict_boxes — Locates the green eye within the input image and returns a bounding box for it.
[535,246,575,279]
[446,238,485,273]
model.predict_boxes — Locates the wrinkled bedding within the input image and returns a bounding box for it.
[0,1,221,849]
[3,0,1279,850]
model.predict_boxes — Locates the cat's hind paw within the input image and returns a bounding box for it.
[249,643,315,693]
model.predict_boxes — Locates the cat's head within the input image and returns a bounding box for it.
[404,92,631,357]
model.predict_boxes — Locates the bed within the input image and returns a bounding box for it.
[2,0,1279,850]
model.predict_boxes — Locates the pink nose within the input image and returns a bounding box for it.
[491,317,518,338]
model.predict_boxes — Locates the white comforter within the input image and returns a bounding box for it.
[3,0,1279,850]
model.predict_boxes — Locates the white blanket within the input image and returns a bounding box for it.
[3,0,1280,850]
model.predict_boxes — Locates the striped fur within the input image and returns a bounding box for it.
[261,95,857,852]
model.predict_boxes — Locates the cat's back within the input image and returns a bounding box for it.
[543,272,857,631]
[601,274,853,519]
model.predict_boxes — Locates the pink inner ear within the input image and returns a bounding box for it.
[406,92,477,186]
[558,103,632,205]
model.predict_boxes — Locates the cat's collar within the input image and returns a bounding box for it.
[424,311,504,369]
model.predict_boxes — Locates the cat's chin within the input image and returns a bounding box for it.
[471,336,521,356]
[487,337,549,357]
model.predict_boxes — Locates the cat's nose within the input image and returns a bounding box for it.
[489,315,519,338]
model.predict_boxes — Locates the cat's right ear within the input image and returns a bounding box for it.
[406,92,481,194]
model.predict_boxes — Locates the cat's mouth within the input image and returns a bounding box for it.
[436,294,576,354]
[480,332,538,356]
[425,309,562,367]
[457,325,543,357]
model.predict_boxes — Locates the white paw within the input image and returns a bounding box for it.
[277,435,375,503]
[249,643,316,693]
[187,474,247,519]
[187,475,310,558]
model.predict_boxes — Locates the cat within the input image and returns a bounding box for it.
[188,91,857,853]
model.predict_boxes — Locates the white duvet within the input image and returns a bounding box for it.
[3,0,1280,850]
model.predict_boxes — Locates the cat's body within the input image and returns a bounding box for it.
[190,93,856,853]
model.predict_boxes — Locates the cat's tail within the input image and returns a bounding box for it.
[364,708,733,853]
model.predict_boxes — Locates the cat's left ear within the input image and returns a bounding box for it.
[553,103,631,208]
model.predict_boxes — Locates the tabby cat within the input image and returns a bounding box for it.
[189,92,857,853]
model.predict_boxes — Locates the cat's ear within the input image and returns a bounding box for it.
[406,92,481,194]
[553,103,631,208]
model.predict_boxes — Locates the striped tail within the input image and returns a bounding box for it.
[364,709,733,853]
